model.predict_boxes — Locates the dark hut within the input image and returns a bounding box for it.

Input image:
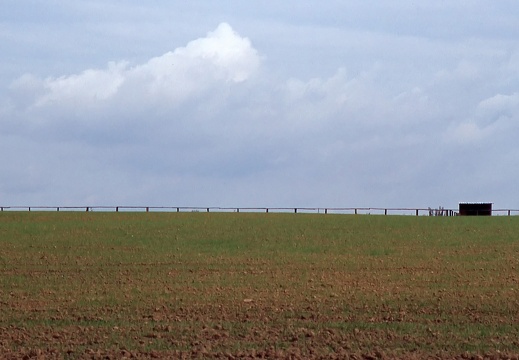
[458,203,492,216]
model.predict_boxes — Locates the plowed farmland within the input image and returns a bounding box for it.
[1,212,518,359]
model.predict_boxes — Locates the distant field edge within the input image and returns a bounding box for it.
[2,205,519,216]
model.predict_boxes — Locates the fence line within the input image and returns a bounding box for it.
[1,206,519,216]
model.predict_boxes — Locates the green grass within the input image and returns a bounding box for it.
[1,212,519,357]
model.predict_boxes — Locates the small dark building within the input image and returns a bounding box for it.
[458,202,492,216]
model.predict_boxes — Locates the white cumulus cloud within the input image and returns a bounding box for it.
[444,92,519,145]
[11,23,260,112]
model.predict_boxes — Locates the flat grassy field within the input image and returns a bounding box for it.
[1,212,518,359]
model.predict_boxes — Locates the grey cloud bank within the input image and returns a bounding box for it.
[1,2,519,209]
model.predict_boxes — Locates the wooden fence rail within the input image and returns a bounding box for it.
[1,206,519,216]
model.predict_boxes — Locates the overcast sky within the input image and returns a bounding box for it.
[1,1,519,209]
